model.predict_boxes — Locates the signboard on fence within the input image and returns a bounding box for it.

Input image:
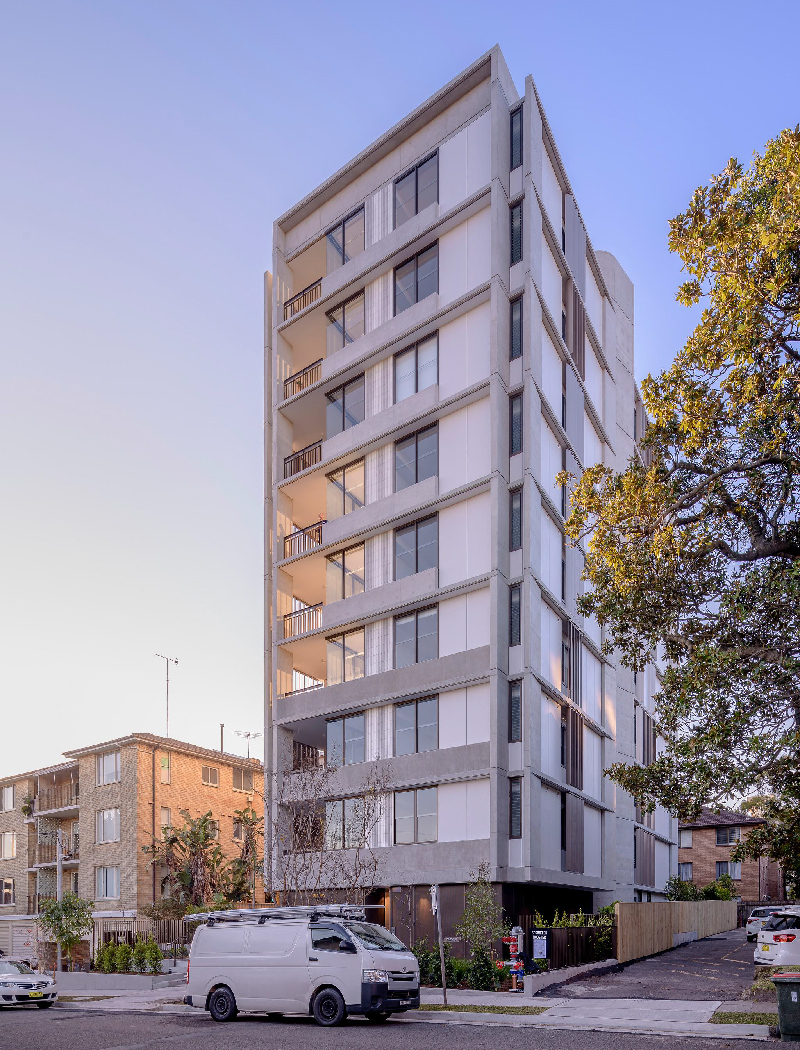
[13,925,37,959]
[531,928,550,960]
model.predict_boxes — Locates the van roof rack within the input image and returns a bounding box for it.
[183,904,380,925]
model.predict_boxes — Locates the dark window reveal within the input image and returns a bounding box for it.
[510,107,523,171]
[509,489,522,551]
[395,696,438,756]
[395,245,439,314]
[510,202,523,265]
[510,393,523,455]
[509,778,522,839]
[395,425,438,491]
[395,154,438,227]
[326,375,365,438]
[509,681,522,743]
[326,208,365,273]
[395,516,438,579]
[510,297,523,360]
[509,583,521,646]
[394,607,438,668]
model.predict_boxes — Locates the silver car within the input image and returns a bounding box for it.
[0,958,58,1008]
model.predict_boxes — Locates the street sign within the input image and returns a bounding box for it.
[532,928,550,960]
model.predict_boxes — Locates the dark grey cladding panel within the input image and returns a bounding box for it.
[564,195,586,300]
[565,371,584,463]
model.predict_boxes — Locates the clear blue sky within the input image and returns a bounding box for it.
[1,1,796,772]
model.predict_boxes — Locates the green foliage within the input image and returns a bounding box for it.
[665,876,702,901]
[132,937,149,974]
[700,874,737,900]
[563,127,800,870]
[144,936,164,975]
[469,949,497,991]
[37,892,94,968]
[93,941,116,974]
[455,863,508,955]
[113,942,133,973]
[449,956,472,986]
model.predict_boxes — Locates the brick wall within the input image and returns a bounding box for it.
[0,776,36,915]
[678,824,782,899]
[77,748,137,909]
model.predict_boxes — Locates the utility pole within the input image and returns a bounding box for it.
[430,884,448,1006]
[55,828,63,973]
[154,654,178,737]
[220,724,224,753]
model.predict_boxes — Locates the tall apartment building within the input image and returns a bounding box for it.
[265,46,677,934]
[0,733,263,917]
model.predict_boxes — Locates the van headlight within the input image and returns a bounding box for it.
[362,969,390,983]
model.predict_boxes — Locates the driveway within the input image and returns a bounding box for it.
[543,928,754,1001]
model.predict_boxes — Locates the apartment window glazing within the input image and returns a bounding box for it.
[394,787,437,844]
[327,628,365,686]
[327,292,365,355]
[0,786,13,812]
[327,459,365,519]
[394,245,438,314]
[325,798,366,850]
[0,833,16,860]
[96,866,120,900]
[510,107,523,170]
[233,819,243,842]
[509,778,522,838]
[510,297,523,360]
[716,860,742,880]
[509,489,522,551]
[678,862,693,881]
[159,807,171,830]
[96,751,121,785]
[394,607,438,668]
[326,375,365,438]
[509,584,521,646]
[326,713,366,767]
[716,827,741,845]
[395,154,438,227]
[510,202,523,265]
[160,754,170,785]
[509,393,523,456]
[395,425,437,491]
[326,544,365,602]
[395,696,438,756]
[1,878,14,906]
[394,334,438,402]
[509,680,522,743]
[233,768,254,792]
[208,820,219,840]
[95,808,120,844]
[326,207,365,273]
[678,828,693,848]
[394,516,438,580]
[202,766,219,788]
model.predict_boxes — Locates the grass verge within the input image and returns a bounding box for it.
[711,1011,778,1025]
[417,1004,550,1015]
[57,995,115,1002]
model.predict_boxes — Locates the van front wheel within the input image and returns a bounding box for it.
[312,988,347,1027]
[208,986,238,1022]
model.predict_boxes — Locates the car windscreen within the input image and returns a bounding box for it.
[0,961,34,974]
[763,914,800,931]
[342,921,408,951]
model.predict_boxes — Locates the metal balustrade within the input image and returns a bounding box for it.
[284,441,322,479]
[283,280,322,321]
[33,837,79,865]
[283,603,322,639]
[283,359,323,400]
[34,786,79,813]
[283,521,326,559]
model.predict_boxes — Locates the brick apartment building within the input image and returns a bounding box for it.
[0,733,264,916]
[678,808,783,900]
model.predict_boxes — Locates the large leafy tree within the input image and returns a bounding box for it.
[564,128,800,878]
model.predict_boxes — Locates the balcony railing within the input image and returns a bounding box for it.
[284,441,322,479]
[284,521,326,560]
[284,359,323,400]
[278,680,325,699]
[293,741,325,771]
[283,603,322,639]
[283,280,322,321]
[33,837,79,865]
[34,786,79,813]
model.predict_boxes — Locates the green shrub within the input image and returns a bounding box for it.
[470,949,497,991]
[145,937,164,975]
[132,937,149,974]
[114,941,133,973]
[450,957,472,986]
[93,941,114,973]
[412,939,439,984]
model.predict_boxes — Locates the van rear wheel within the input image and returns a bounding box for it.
[208,986,238,1022]
[312,988,347,1027]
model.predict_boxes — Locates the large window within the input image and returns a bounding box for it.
[326,375,365,438]
[95,866,120,900]
[394,607,438,668]
[394,334,438,402]
[202,766,219,787]
[510,107,523,170]
[510,297,523,360]
[678,862,693,881]
[716,860,742,880]
[96,751,121,785]
[394,516,438,580]
[510,201,523,265]
[395,154,438,227]
[326,713,365,767]
[716,826,741,845]
[327,459,365,519]
[95,808,120,844]
[0,786,13,812]
[395,697,438,756]
[509,393,523,455]
[509,680,522,743]
[509,489,522,552]
[233,768,254,792]
[327,292,365,355]
[325,798,366,850]
[509,778,522,839]
[327,628,365,686]
[0,833,16,860]
[326,544,365,602]
[326,207,365,273]
[1,878,14,906]
[395,426,437,491]
[394,787,437,844]
[509,583,521,646]
[678,828,693,848]
[394,245,438,314]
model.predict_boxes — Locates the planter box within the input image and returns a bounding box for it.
[54,971,186,990]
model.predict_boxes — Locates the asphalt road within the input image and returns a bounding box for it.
[545,928,755,1001]
[0,1009,768,1050]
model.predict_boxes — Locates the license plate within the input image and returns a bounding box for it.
[762,945,771,951]
[28,991,43,998]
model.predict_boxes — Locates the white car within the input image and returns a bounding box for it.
[755,910,800,965]
[746,907,784,941]
[0,959,58,1008]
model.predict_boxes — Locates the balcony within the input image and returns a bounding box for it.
[283,280,321,322]
[283,521,326,560]
[32,837,79,866]
[34,786,79,814]
[283,359,323,401]
[284,441,323,480]
[283,603,322,640]
[293,740,324,770]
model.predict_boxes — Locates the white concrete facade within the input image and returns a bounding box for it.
[265,47,677,922]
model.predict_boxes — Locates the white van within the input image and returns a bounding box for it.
[184,906,420,1026]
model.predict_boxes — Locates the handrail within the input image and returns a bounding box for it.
[278,681,325,699]
[284,521,326,560]
[284,441,322,479]
[34,786,79,812]
[283,280,322,321]
[283,603,322,639]
[283,359,323,400]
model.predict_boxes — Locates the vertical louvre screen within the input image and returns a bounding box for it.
[642,711,657,766]
[509,584,521,646]
[510,297,523,360]
[510,203,522,265]
[564,792,584,873]
[510,107,523,170]
[634,827,656,886]
[509,779,522,838]
[570,624,582,709]
[509,681,522,742]
[571,286,586,378]
[565,705,584,790]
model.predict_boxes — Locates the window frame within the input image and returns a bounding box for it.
[326,712,366,767]
[96,751,121,786]
[510,106,523,171]
[509,777,522,839]
[393,606,439,669]
[326,627,366,685]
[394,153,439,228]
[95,865,120,900]
[509,680,522,743]
[202,765,219,788]
[509,583,521,646]
[510,296,523,360]
[394,696,439,756]
[678,828,693,848]
[325,206,366,272]
[232,768,254,793]
[393,333,439,403]
[159,807,171,830]
[0,832,16,860]
[509,392,523,455]
[326,457,365,518]
[393,786,438,845]
[160,753,170,785]
[0,785,14,812]
[326,542,366,602]
[510,200,523,265]
[678,862,693,881]
[394,424,438,492]
[326,290,366,353]
[716,826,741,845]
[95,807,120,844]
[0,877,14,906]
[393,243,439,315]
[509,488,522,552]
[325,373,366,438]
[393,515,438,580]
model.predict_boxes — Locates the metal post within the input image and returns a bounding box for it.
[154,654,178,738]
[56,828,63,973]
[220,724,224,753]
[430,884,447,1007]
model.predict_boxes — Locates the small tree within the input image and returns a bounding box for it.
[225,806,264,906]
[142,810,228,907]
[664,876,701,901]
[37,892,94,971]
[455,863,507,961]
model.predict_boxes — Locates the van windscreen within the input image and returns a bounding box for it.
[343,921,407,951]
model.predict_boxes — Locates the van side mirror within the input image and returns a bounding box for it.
[338,941,357,953]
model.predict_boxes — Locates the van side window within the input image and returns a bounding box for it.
[310,925,348,952]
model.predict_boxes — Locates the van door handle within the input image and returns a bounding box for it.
[309,957,318,962]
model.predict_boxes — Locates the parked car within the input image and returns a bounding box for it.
[184,905,420,1026]
[747,907,785,941]
[755,911,800,965]
[0,959,58,1008]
